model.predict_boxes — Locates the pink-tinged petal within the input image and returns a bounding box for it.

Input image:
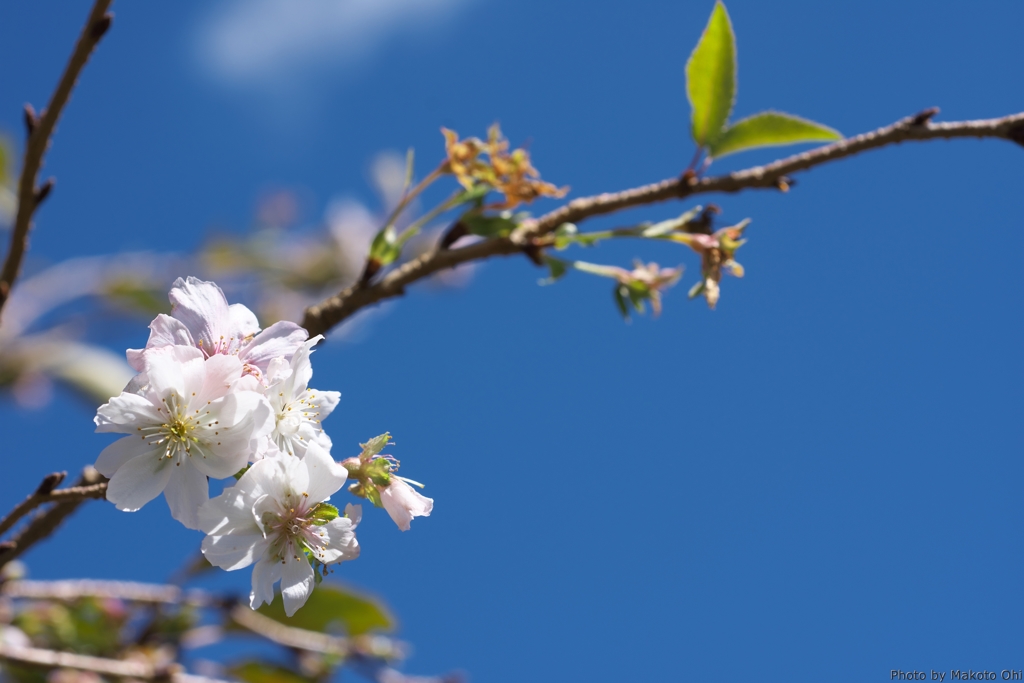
[105,452,175,513]
[126,349,145,372]
[95,393,163,433]
[380,479,433,532]
[250,556,284,610]
[163,460,210,530]
[264,357,292,385]
[317,517,359,564]
[228,303,261,339]
[280,550,315,617]
[142,346,204,399]
[168,277,232,350]
[344,503,362,525]
[203,530,268,571]
[146,314,195,351]
[302,442,347,502]
[96,437,160,477]
[194,354,245,405]
[240,322,307,371]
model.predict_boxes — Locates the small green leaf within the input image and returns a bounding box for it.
[462,213,518,238]
[539,255,570,285]
[613,287,630,320]
[686,1,736,148]
[709,111,841,158]
[257,584,394,635]
[233,465,251,480]
[365,484,383,508]
[688,280,706,299]
[310,502,339,525]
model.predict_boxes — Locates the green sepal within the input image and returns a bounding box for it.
[613,287,630,320]
[233,465,251,481]
[364,485,383,508]
[365,458,392,487]
[360,433,391,459]
[686,0,736,149]
[688,280,706,299]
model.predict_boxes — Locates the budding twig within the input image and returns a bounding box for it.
[0,0,114,320]
[0,642,229,683]
[300,108,1024,337]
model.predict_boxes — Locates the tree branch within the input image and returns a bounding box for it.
[0,643,229,683]
[301,108,1024,337]
[0,0,113,320]
[0,468,106,569]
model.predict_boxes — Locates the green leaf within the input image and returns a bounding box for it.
[365,458,392,487]
[230,661,314,683]
[360,433,391,458]
[462,213,518,238]
[686,1,736,148]
[709,111,841,158]
[539,255,570,285]
[310,502,339,525]
[257,584,394,635]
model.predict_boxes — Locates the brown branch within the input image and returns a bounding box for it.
[0,0,113,320]
[0,642,229,683]
[301,108,1024,337]
[0,472,107,539]
[229,604,353,656]
[1,579,212,607]
[0,468,106,569]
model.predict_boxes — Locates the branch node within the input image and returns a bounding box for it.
[90,13,113,41]
[34,179,55,207]
[35,472,67,496]
[774,176,795,193]
[358,259,381,286]
[520,243,545,267]
[1006,121,1024,149]
[910,107,940,126]
[439,220,469,250]
[22,104,37,136]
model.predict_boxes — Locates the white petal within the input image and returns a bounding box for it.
[344,503,362,526]
[95,436,155,476]
[240,322,308,372]
[264,357,292,386]
[301,442,347,502]
[163,460,210,530]
[191,392,266,479]
[250,556,283,610]
[143,345,204,399]
[195,354,245,405]
[94,392,163,433]
[380,479,433,532]
[280,550,315,617]
[312,389,341,419]
[168,277,233,350]
[318,517,359,564]
[228,302,261,339]
[105,451,175,513]
[203,531,268,571]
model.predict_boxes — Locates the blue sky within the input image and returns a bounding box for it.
[1,1,1022,681]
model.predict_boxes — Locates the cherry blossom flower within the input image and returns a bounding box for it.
[380,477,433,532]
[198,442,359,616]
[94,345,271,529]
[264,336,340,457]
[127,277,307,383]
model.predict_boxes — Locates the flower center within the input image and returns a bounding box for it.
[138,393,210,461]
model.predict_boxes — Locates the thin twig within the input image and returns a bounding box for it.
[0,468,106,569]
[301,109,1024,336]
[0,475,108,539]
[0,0,113,319]
[0,642,229,683]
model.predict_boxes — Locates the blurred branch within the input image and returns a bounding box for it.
[1,579,212,607]
[0,642,229,683]
[0,468,106,569]
[0,0,113,320]
[302,108,1024,336]
[229,605,351,656]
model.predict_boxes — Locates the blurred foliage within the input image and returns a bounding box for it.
[258,584,393,636]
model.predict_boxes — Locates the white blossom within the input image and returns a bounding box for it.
[380,477,433,532]
[94,345,271,529]
[264,335,340,457]
[198,442,359,617]
[127,276,307,383]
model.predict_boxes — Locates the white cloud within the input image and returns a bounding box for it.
[195,0,473,86]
